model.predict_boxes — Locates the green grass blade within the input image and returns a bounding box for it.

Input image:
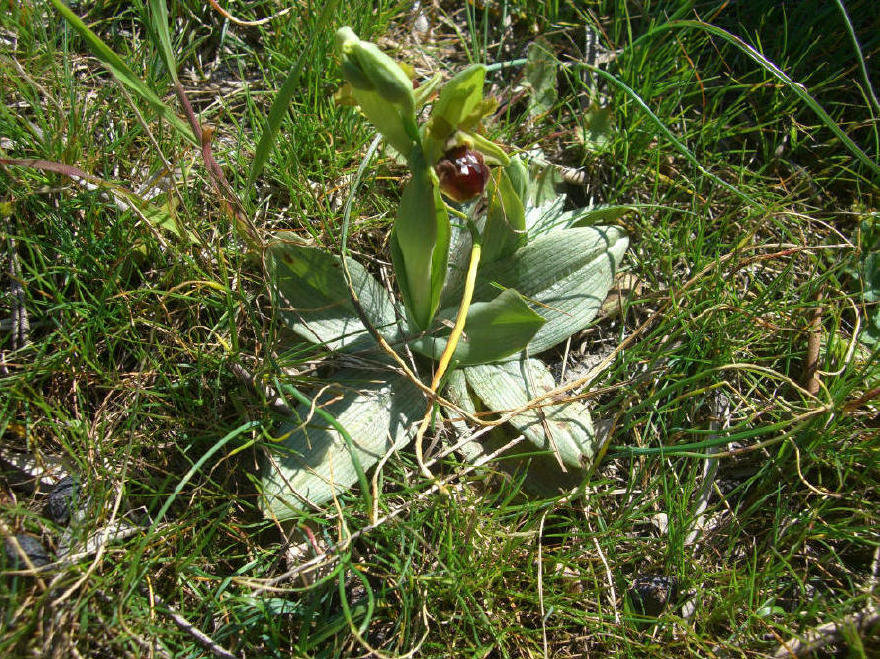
[833,0,880,116]
[578,62,760,208]
[247,0,340,186]
[147,421,262,535]
[147,0,179,83]
[628,19,880,182]
[47,0,197,146]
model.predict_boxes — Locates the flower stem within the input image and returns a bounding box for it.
[415,240,482,480]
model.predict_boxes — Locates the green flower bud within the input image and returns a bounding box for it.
[336,27,414,113]
[341,57,375,91]
[335,26,357,51]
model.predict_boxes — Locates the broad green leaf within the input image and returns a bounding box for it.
[409,289,545,365]
[444,227,629,357]
[526,156,563,208]
[269,236,398,352]
[505,155,529,207]
[525,195,566,235]
[392,153,450,330]
[261,370,424,517]
[248,0,339,185]
[567,204,638,228]
[481,167,526,264]
[441,369,493,467]
[525,39,557,117]
[464,359,596,471]
[576,104,613,150]
[530,200,639,236]
[446,358,597,494]
[48,0,197,147]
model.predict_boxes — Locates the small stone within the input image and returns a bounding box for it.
[47,475,79,525]
[627,575,679,616]
[4,534,50,569]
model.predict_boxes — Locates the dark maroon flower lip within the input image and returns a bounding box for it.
[435,146,491,202]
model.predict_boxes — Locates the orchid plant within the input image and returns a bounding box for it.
[261,29,630,519]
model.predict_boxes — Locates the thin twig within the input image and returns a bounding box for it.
[5,219,29,349]
[772,604,880,657]
[142,587,237,659]
[802,290,823,396]
[206,0,292,26]
[228,362,294,416]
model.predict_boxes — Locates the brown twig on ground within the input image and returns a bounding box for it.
[842,386,880,414]
[802,290,824,396]
[141,586,238,659]
[228,362,294,417]
[772,604,880,657]
[206,0,292,26]
[5,219,29,349]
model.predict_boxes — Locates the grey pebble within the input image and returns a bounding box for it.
[47,475,80,525]
[4,534,50,568]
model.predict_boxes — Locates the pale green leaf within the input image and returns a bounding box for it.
[530,200,639,236]
[505,155,529,207]
[464,359,597,471]
[409,289,545,365]
[269,236,398,352]
[444,226,629,357]
[444,358,598,495]
[261,371,424,517]
[526,156,563,208]
[481,167,526,264]
[526,39,557,117]
[576,104,613,150]
[392,153,449,330]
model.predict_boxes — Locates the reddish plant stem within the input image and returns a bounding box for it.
[173,80,261,248]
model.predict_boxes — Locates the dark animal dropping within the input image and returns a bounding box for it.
[627,575,679,616]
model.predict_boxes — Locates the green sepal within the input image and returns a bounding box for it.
[465,131,510,167]
[424,64,487,163]
[480,167,526,263]
[392,150,450,330]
